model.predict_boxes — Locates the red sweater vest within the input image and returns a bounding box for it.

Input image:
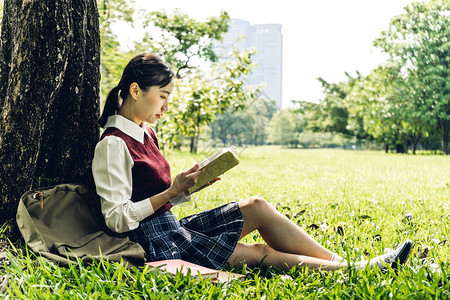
[101,126,173,217]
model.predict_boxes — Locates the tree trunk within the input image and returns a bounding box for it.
[411,133,420,155]
[401,134,409,154]
[395,144,405,154]
[439,117,449,155]
[190,133,199,154]
[411,140,417,155]
[0,0,100,237]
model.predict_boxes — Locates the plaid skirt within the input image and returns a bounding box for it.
[127,202,243,269]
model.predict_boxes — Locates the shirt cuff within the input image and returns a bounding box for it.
[133,198,155,220]
[170,192,191,206]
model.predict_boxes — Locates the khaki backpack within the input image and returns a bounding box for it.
[16,184,146,268]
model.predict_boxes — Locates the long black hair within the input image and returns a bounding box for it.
[98,53,174,128]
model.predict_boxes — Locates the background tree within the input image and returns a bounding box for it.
[98,0,135,100]
[266,109,302,148]
[291,1,448,154]
[0,0,101,235]
[97,8,261,153]
[210,95,278,146]
[247,95,279,145]
[294,74,367,146]
[315,75,353,136]
[138,10,230,79]
[136,11,260,153]
[159,48,261,153]
[374,0,450,154]
[346,66,412,153]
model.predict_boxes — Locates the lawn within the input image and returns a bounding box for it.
[3,147,450,299]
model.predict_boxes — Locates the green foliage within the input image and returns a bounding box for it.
[266,109,302,148]
[295,1,449,154]
[97,5,260,153]
[297,131,351,149]
[4,148,450,298]
[157,49,261,153]
[137,10,230,78]
[98,0,136,102]
[140,11,261,153]
[293,73,369,144]
[210,96,278,146]
[346,64,433,154]
[373,0,450,154]
[316,74,359,136]
[265,106,353,149]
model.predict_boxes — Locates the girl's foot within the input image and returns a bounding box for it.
[356,239,413,271]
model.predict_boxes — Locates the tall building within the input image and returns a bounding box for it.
[214,19,283,108]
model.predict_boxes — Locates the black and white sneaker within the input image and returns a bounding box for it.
[358,239,413,271]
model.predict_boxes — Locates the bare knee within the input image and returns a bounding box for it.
[250,243,280,266]
[238,196,277,234]
[248,196,267,204]
[252,243,274,257]
[241,196,273,213]
[230,243,275,267]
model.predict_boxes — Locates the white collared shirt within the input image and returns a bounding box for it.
[92,115,189,233]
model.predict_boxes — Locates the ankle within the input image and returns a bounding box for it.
[330,253,344,263]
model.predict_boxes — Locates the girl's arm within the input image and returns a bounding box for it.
[92,136,204,233]
[93,136,154,233]
[150,164,205,207]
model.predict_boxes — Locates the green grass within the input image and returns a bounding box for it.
[2,147,450,299]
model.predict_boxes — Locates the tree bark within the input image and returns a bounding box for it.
[401,134,409,154]
[439,117,449,155]
[0,0,100,237]
[190,134,199,154]
[411,132,420,155]
[411,140,417,155]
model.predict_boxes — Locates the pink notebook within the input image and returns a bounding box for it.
[146,259,219,278]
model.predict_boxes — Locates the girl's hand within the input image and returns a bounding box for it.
[170,164,206,195]
[188,177,221,195]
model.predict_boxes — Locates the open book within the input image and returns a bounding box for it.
[189,146,240,194]
[146,259,245,282]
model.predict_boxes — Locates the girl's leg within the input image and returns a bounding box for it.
[228,243,344,271]
[236,197,412,271]
[238,197,335,260]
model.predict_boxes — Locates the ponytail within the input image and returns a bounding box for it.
[98,53,174,128]
[98,86,121,128]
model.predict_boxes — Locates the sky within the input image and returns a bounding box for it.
[132,0,416,108]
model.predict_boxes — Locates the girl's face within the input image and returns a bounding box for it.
[133,81,174,125]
